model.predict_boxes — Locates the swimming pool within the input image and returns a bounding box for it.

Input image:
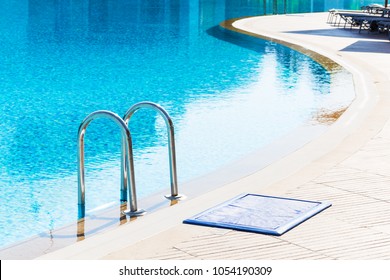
[0,0,355,248]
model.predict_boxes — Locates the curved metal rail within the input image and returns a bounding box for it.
[77,110,145,218]
[122,101,184,202]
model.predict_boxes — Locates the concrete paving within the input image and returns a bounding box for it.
[38,12,390,260]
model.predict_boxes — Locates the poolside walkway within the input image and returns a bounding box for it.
[39,12,390,260]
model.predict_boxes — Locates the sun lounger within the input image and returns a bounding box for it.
[331,10,390,33]
[327,9,366,24]
[333,12,379,29]
[327,5,390,39]
[362,4,386,14]
[328,5,390,26]
[377,19,390,38]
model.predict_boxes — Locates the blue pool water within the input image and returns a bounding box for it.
[0,0,355,248]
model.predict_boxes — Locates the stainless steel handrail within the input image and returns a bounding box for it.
[77,110,144,218]
[122,101,184,203]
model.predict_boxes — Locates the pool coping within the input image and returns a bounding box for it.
[8,12,390,259]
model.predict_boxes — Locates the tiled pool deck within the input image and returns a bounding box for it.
[38,12,390,260]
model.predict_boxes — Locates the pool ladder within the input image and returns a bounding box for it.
[77,101,184,218]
